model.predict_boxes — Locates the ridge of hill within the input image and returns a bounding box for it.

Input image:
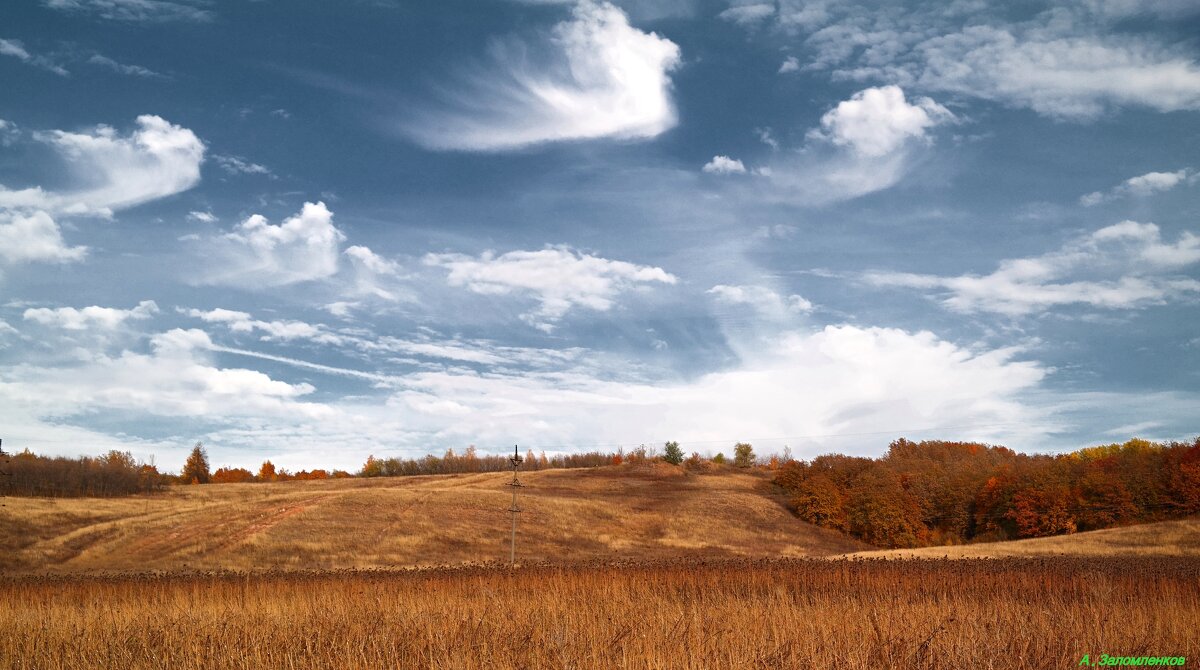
[844,516,1200,559]
[0,465,869,574]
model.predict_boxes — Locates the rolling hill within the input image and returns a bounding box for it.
[0,464,869,574]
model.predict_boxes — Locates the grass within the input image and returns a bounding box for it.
[847,517,1200,559]
[2,557,1196,669]
[0,465,868,574]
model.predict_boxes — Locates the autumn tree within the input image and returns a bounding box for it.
[181,443,211,484]
[259,460,279,482]
[791,473,847,531]
[663,441,684,465]
[212,467,255,484]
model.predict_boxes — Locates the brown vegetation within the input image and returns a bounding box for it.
[2,557,1196,669]
[849,516,1200,559]
[775,437,1200,548]
[0,465,866,574]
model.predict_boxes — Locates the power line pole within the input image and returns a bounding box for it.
[506,444,523,567]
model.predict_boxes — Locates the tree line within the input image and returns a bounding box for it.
[772,437,1200,548]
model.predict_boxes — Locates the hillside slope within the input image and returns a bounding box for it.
[0,465,869,573]
[844,517,1200,559]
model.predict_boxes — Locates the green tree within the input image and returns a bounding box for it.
[181,442,211,484]
[733,442,756,468]
[712,452,727,465]
[663,441,684,465]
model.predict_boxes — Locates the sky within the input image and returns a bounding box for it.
[1,0,1198,472]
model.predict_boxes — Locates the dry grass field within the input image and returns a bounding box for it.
[0,465,868,574]
[847,517,1200,559]
[2,557,1197,670]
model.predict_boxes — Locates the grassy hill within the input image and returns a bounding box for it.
[0,464,869,573]
[845,516,1200,559]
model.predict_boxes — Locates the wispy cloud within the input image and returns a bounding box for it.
[1081,168,1195,206]
[866,221,1200,316]
[43,0,213,23]
[0,38,68,76]
[88,54,165,78]
[402,1,681,150]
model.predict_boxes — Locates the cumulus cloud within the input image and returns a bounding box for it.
[1,327,331,430]
[0,38,69,76]
[708,284,813,316]
[0,210,88,263]
[745,85,953,204]
[778,55,800,73]
[702,155,747,174]
[0,115,205,217]
[866,221,1200,316]
[402,0,681,150]
[808,85,954,157]
[1080,168,1195,206]
[42,0,213,23]
[424,246,677,330]
[205,202,346,287]
[23,300,158,330]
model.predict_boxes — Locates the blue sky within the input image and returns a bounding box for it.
[1,0,1198,471]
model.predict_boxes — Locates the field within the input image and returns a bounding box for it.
[5,467,1199,669]
[3,557,1197,669]
[848,517,1200,559]
[0,465,867,574]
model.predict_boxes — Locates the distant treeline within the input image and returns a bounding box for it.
[2,450,165,497]
[358,446,615,477]
[773,438,1200,549]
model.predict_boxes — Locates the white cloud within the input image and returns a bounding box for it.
[808,85,954,157]
[212,154,272,176]
[909,26,1200,119]
[402,0,681,150]
[179,307,345,345]
[708,284,813,316]
[187,210,217,223]
[744,86,951,204]
[1080,168,1195,206]
[344,245,404,301]
[424,246,677,330]
[390,325,1049,453]
[702,155,747,174]
[0,210,88,263]
[23,300,158,330]
[206,202,346,287]
[88,54,163,78]
[42,0,213,22]
[867,221,1200,316]
[0,38,69,76]
[718,3,775,25]
[778,55,800,73]
[794,5,1200,120]
[0,115,205,217]
[0,328,331,433]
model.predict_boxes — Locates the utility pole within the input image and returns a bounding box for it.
[506,444,523,567]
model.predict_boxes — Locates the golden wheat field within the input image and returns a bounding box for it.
[2,557,1197,670]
